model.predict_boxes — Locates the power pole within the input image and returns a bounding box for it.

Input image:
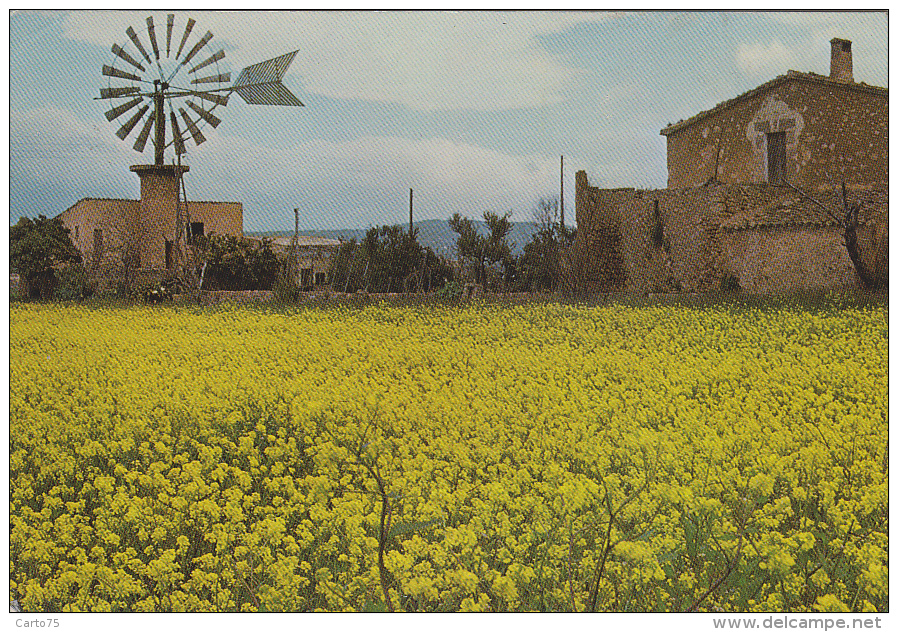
[560,155,565,228]
[409,188,414,234]
[290,208,299,280]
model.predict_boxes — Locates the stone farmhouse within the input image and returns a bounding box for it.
[248,235,340,288]
[59,164,243,276]
[570,38,888,294]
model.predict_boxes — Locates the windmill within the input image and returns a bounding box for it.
[95,13,303,284]
[99,13,303,165]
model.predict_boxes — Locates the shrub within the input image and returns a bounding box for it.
[54,264,94,301]
[721,274,741,292]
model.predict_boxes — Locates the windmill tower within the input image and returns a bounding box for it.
[98,13,304,272]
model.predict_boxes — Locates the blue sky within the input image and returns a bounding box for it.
[8,10,888,232]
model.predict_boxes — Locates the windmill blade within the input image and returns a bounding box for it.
[166,14,174,57]
[232,50,303,106]
[116,105,149,139]
[111,43,145,71]
[190,49,225,74]
[187,101,221,128]
[181,31,213,67]
[103,64,142,82]
[191,73,230,85]
[133,111,156,152]
[179,108,206,146]
[99,86,141,100]
[146,16,161,60]
[190,90,229,107]
[175,18,196,59]
[126,25,152,62]
[105,97,143,121]
[169,110,187,154]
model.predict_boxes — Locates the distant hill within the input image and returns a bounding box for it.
[247,218,542,258]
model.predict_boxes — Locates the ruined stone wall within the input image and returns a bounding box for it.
[719,225,861,293]
[567,171,632,292]
[664,76,887,189]
[574,172,885,294]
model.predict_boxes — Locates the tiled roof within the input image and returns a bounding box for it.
[661,71,887,136]
[719,186,888,232]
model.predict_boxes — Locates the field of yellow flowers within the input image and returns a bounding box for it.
[9,300,888,612]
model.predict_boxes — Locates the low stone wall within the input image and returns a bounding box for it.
[199,290,275,305]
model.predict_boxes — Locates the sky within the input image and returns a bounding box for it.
[8,10,889,232]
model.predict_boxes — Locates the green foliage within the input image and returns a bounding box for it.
[194,235,281,291]
[517,198,576,293]
[9,215,81,299]
[721,274,741,292]
[434,280,464,301]
[54,264,94,301]
[449,211,515,286]
[329,226,452,294]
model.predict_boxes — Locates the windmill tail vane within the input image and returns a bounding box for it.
[231,50,304,106]
[97,13,303,165]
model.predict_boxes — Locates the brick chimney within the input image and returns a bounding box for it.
[830,38,854,83]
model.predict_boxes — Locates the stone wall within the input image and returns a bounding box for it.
[719,225,860,293]
[566,172,632,292]
[573,171,887,294]
[662,75,888,189]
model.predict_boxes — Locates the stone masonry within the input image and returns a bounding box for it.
[571,39,888,294]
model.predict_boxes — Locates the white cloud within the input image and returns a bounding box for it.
[188,130,560,229]
[9,102,560,229]
[60,10,606,112]
[9,107,138,218]
[735,40,802,77]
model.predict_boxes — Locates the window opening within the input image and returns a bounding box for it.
[187,222,204,244]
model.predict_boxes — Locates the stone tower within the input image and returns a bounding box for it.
[129,164,189,270]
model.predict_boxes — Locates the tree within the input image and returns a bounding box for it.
[449,211,514,287]
[329,225,452,294]
[10,215,82,299]
[518,198,576,292]
[193,234,281,291]
[782,179,887,290]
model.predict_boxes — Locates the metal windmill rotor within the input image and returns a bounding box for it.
[98,13,303,166]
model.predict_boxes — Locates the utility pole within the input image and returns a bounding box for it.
[290,208,299,280]
[560,155,565,228]
[409,188,414,234]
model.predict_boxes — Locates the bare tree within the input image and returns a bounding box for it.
[781,178,886,290]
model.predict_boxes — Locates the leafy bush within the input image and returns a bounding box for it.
[434,280,464,301]
[329,226,452,294]
[9,215,81,299]
[54,264,94,301]
[194,235,281,291]
[721,274,741,292]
